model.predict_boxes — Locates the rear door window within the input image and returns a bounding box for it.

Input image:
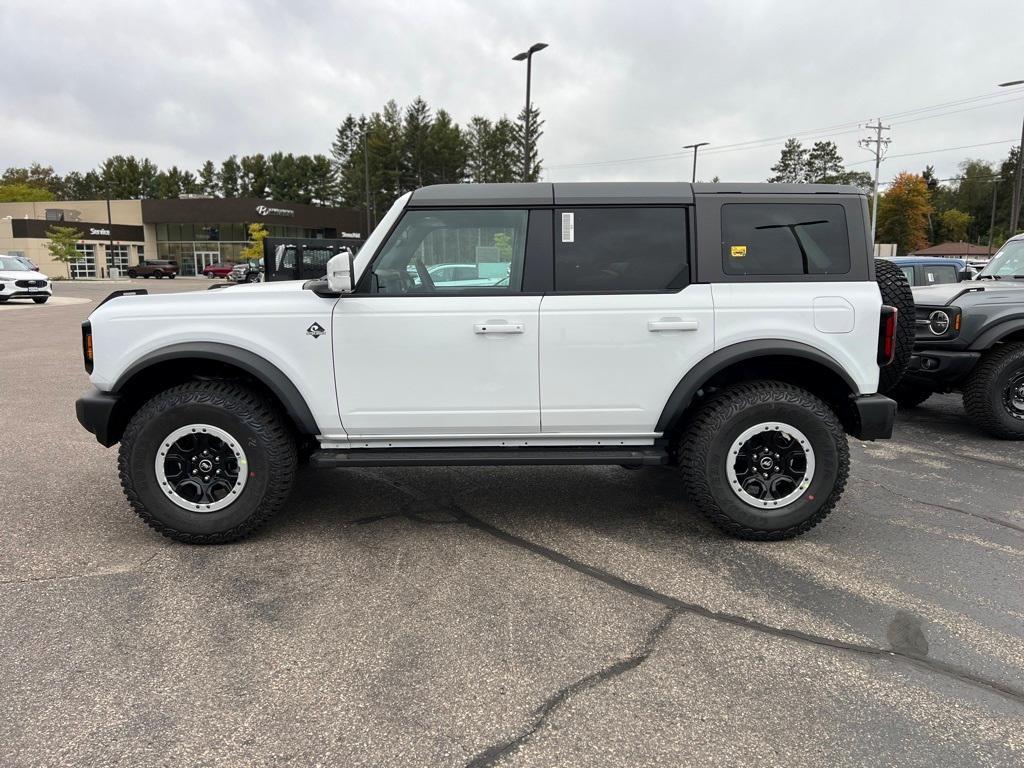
[920,265,957,284]
[553,207,688,292]
[722,203,851,276]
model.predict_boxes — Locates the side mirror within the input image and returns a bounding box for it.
[326,250,355,294]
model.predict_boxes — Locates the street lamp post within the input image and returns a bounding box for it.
[513,42,548,182]
[1000,79,1024,234]
[683,142,710,183]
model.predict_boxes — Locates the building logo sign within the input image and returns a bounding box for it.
[255,205,295,218]
[89,227,111,236]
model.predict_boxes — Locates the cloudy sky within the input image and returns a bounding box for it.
[2,0,1022,188]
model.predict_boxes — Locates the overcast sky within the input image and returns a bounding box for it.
[2,0,1022,189]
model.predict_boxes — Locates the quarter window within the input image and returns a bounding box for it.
[368,209,527,294]
[722,204,850,276]
[554,208,688,292]
[921,265,957,285]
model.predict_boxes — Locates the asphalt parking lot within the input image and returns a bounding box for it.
[1,279,1022,767]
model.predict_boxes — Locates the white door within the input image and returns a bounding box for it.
[539,207,716,434]
[332,207,539,436]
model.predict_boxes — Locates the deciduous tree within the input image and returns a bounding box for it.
[877,172,933,254]
[45,225,82,278]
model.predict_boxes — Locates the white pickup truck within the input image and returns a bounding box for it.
[76,182,906,544]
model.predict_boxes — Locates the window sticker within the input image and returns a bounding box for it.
[730,245,747,258]
[927,272,935,282]
[561,212,575,243]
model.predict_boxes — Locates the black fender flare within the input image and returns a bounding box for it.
[969,318,1024,351]
[113,342,320,435]
[655,340,859,433]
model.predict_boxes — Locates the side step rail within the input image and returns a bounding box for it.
[309,446,668,468]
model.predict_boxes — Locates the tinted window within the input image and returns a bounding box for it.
[368,209,526,294]
[921,265,957,285]
[899,266,915,284]
[722,204,850,276]
[554,208,688,292]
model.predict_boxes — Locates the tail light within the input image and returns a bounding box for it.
[81,320,94,373]
[878,306,897,366]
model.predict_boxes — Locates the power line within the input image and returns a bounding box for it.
[545,87,1024,171]
[849,138,1017,166]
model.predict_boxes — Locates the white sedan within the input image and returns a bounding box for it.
[0,255,52,304]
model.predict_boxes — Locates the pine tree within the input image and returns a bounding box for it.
[402,97,432,189]
[514,104,544,181]
[199,160,219,196]
[426,110,468,185]
[218,155,241,198]
[768,139,808,183]
[239,154,270,198]
[804,141,845,183]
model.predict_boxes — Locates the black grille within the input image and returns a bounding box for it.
[15,279,45,288]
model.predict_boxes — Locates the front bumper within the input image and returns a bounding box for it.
[850,394,896,441]
[0,285,52,299]
[904,349,980,387]
[75,388,120,447]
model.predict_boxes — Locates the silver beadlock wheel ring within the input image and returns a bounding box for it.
[154,424,248,512]
[726,421,815,509]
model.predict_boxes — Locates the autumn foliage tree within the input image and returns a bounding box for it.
[877,172,933,254]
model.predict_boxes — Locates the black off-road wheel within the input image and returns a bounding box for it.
[676,381,849,540]
[889,380,933,409]
[32,296,48,304]
[874,258,915,393]
[118,381,297,543]
[962,343,1024,439]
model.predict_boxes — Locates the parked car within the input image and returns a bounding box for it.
[127,260,178,279]
[202,262,235,279]
[228,259,263,283]
[887,256,974,286]
[893,233,1024,438]
[0,254,51,304]
[76,181,909,544]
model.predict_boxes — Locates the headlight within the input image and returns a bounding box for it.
[928,310,951,335]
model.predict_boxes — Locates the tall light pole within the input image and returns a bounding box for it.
[683,142,710,183]
[513,42,548,182]
[999,80,1024,234]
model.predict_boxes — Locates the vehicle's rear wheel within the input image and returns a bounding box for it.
[962,343,1024,439]
[889,380,933,409]
[32,296,48,304]
[874,258,915,393]
[168,274,176,279]
[118,381,297,543]
[676,381,848,540]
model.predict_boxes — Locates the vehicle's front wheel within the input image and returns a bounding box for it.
[127,270,137,279]
[118,381,297,543]
[963,343,1024,439]
[32,296,48,304]
[676,381,848,540]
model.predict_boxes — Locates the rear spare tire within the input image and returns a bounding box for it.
[874,258,915,393]
[676,381,849,540]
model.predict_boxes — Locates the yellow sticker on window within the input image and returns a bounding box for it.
[730,245,747,258]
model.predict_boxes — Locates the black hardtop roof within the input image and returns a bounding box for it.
[407,182,864,207]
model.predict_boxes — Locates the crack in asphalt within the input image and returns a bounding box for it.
[465,609,678,767]
[351,470,1024,711]
[858,477,1024,535]
[0,548,165,587]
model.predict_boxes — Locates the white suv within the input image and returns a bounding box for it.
[76,183,905,544]
[0,255,52,304]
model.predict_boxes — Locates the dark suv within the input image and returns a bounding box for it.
[127,260,178,279]
[893,233,1024,438]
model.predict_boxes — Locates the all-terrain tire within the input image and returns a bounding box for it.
[874,258,915,393]
[888,380,933,409]
[676,381,849,541]
[962,342,1024,439]
[118,381,297,543]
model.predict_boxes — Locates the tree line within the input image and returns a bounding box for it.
[0,97,541,218]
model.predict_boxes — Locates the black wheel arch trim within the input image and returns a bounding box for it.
[655,340,860,433]
[969,318,1024,351]
[112,342,320,436]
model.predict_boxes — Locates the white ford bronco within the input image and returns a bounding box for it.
[76,182,905,543]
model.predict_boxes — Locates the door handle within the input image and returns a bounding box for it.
[648,318,699,332]
[474,322,524,334]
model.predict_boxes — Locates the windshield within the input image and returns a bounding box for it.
[979,239,1024,278]
[353,192,412,282]
[0,256,31,271]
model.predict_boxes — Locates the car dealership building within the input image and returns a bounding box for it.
[0,197,364,278]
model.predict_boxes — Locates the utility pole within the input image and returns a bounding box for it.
[683,142,710,183]
[859,119,891,248]
[989,181,999,254]
[999,80,1024,234]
